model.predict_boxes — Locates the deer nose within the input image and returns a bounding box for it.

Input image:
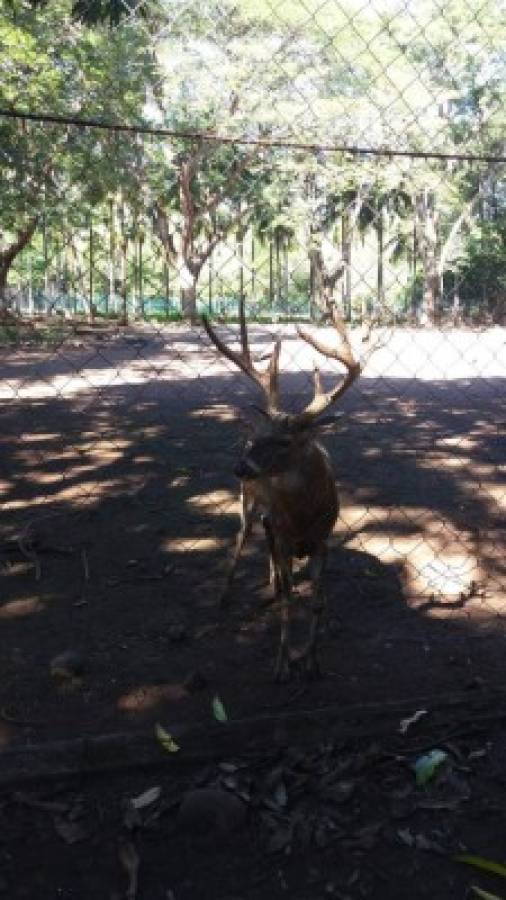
[234,459,259,479]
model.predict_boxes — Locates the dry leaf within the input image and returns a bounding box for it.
[155,723,180,753]
[119,840,140,900]
[399,709,427,735]
[131,786,161,810]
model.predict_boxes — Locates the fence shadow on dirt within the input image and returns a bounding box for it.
[0,330,504,749]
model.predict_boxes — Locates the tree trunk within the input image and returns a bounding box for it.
[377,204,384,311]
[88,215,95,325]
[180,261,201,321]
[410,217,417,318]
[208,255,213,313]
[422,256,441,324]
[283,239,289,312]
[269,241,274,308]
[138,236,144,320]
[251,233,255,299]
[164,260,170,318]
[118,241,128,326]
[238,228,244,310]
[28,251,34,316]
[309,251,315,320]
[341,214,352,319]
[275,232,281,307]
[0,264,9,312]
[0,218,38,313]
[108,198,116,317]
[181,280,198,320]
[416,190,441,325]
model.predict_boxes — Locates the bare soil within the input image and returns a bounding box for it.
[0,322,505,898]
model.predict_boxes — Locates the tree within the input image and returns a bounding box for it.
[0,0,156,311]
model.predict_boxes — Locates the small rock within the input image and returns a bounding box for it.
[50,650,86,684]
[177,788,246,836]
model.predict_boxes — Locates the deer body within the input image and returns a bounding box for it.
[250,442,338,559]
[202,300,376,679]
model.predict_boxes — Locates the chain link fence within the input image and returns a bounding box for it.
[0,0,505,738]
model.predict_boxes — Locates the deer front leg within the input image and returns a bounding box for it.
[262,516,293,681]
[220,488,255,606]
[303,544,328,679]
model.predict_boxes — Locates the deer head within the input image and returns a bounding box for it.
[202,297,369,478]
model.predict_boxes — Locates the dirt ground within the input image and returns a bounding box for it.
[0,321,505,898]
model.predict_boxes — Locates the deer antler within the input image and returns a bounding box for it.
[202,297,281,413]
[294,302,362,425]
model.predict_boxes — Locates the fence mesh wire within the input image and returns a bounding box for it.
[0,0,505,731]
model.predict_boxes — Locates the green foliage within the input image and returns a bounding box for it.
[455,218,506,320]
[0,0,504,320]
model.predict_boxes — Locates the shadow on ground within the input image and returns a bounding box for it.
[0,327,504,748]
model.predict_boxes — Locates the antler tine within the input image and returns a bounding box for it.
[295,302,361,423]
[202,311,282,413]
[312,364,324,400]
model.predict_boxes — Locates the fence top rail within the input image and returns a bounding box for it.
[1,108,505,165]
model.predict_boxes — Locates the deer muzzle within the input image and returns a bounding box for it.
[234,458,261,480]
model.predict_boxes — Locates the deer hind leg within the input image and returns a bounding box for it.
[303,544,328,679]
[220,489,255,606]
[268,550,289,598]
[262,515,293,681]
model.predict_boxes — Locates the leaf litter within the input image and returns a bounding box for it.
[6,718,498,899]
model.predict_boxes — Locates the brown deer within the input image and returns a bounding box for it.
[202,300,373,681]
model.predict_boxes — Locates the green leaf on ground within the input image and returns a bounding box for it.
[212,695,228,723]
[154,723,180,753]
[413,749,448,786]
[455,854,506,879]
[470,886,504,900]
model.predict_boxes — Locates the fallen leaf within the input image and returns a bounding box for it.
[414,833,445,854]
[413,749,448,786]
[274,782,288,808]
[218,762,239,773]
[455,854,506,878]
[131,786,161,810]
[53,816,88,845]
[417,798,462,811]
[119,840,140,900]
[399,709,428,735]
[212,695,228,723]
[398,827,414,847]
[468,748,488,761]
[154,723,180,753]
[470,887,504,900]
[220,774,239,790]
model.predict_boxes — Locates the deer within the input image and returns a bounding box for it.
[202,299,374,681]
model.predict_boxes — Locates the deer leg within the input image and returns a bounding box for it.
[262,516,293,681]
[303,544,327,679]
[268,553,285,597]
[220,491,255,606]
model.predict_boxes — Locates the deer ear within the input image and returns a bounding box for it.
[237,404,269,433]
